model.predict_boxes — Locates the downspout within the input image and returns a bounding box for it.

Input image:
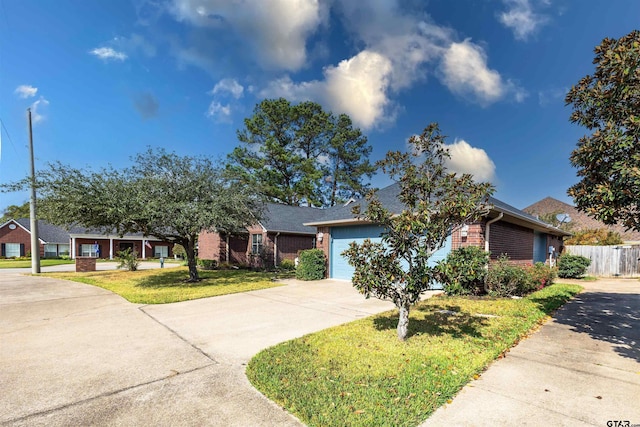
[485,213,504,252]
[274,232,280,267]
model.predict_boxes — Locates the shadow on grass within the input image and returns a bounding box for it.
[136,269,273,288]
[373,305,489,340]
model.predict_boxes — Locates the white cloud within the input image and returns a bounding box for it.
[440,40,505,104]
[206,101,232,122]
[15,85,38,99]
[498,0,548,41]
[90,47,128,61]
[30,97,50,124]
[170,0,326,71]
[538,87,567,106]
[260,50,394,130]
[211,78,244,99]
[444,139,496,182]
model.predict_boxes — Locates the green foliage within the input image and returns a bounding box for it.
[197,258,218,270]
[526,262,556,290]
[567,30,640,231]
[172,244,186,258]
[435,246,490,296]
[116,248,140,272]
[278,259,296,271]
[485,255,532,297]
[342,123,494,340]
[557,254,591,278]
[227,98,375,207]
[565,228,624,245]
[3,148,263,282]
[295,249,326,280]
[0,202,30,223]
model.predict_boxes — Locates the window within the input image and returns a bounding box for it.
[80,244,98,257]
[5,243,21,258]
[154,246,168,258]
[58,244,70,256]
[251,234,263,255]
[44,244,58,258]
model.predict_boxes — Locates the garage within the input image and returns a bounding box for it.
[330,224,452,282]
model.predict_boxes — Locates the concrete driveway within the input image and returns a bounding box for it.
[0,273,405,426]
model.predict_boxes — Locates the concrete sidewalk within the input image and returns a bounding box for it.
[0,260,181,274]
[423,278,640,426]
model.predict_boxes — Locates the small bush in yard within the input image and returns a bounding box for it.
[435,246,489,296]
[485,255,531,297]
[558,254,591,278]
[278,259,296,271]
[527,262,556,290]
[197,258,218,270]
[296,249,326,280]
[116,248,140,271]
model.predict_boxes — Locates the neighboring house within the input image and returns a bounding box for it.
[524,197,640,244]
[0,218,70,258]
[0,218,171,259]
[304,183,570,280]
[198,203,322,267]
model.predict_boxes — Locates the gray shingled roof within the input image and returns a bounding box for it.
[14,218,70,243]
[304,183,570,236]
[259,203,323,234]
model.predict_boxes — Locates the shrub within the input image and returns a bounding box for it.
[557,254,591,278]
[485,255,531,297]
[296,249,326,281]
[197,258,218,270]
[527,262,556,290]
[435,246,489,296]
[116,248,140,271]
[279,259,296,271]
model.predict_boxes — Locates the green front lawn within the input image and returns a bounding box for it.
[0,259,75,268]
[44,267,284,304]
[247,284,582,427]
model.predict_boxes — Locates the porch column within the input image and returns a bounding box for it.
[71,237,76,259]
[142,238,146,259]
[109,238,114,260]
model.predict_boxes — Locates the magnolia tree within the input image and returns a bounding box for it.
[342,124,494,341]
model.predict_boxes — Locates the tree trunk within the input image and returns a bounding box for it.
[397,301,411,341]
[185,238,199,282]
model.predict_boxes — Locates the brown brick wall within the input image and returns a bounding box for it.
[199,231,223,261]
[316,226,330,278]
[0,222,44,258]
[75,257,96,272]
[489,221,534,263]
[452,221,485,250]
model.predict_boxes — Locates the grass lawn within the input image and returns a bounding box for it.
[44,267,285,304]
[247,283,582,427]
[0,259,74,268]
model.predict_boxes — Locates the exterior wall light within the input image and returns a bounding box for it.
[460,224,469,238]
[317,232,324,243]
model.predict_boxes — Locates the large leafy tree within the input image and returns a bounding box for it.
[4,149,262,281]
[1,202,30,223]
[342,124,494,341]
[567,30,640,230]
[227,98,374,207]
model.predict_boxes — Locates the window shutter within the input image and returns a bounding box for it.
[20,243,25,257]
[99,245,103,258]
[1,243,5,257]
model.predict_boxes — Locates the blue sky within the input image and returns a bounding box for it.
[1,0,638,213]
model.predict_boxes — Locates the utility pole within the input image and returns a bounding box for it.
[28,108,40,274]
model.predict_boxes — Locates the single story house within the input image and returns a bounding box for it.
[198,203,322,268]
[304,183,571,280]
[0,218,171,259]
[0,218,70,258]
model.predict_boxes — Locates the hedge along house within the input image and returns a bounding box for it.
[0,218,70,258]
[304,183,571,280]
[198,203,323,268]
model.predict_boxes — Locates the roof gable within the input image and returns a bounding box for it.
[258,203,324,234]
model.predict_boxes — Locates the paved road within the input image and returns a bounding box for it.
[0,273,410,426]
[0,260,180,275]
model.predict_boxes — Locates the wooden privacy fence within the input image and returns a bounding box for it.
[565,245,640,277]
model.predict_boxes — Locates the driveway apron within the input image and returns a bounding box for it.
[0,274,401,426]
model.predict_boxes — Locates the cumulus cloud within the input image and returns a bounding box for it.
[444,139,496,182]
[211,78,244,99]
[30,97,50,124]
[90,47,128,61]
[15,85,38,99]
[206,101,232,122]
[498,0,549,40]
[169,0,326,71]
